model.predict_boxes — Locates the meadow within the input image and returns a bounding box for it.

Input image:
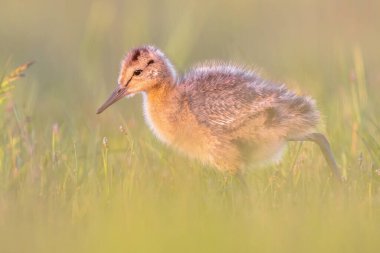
[1,0,380,252]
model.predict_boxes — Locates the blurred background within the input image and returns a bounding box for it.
[1,0,380,252]
[1,0,380,131]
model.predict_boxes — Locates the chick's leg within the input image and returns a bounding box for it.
[287,133,343,180]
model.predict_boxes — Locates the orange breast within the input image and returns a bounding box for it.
[142,91,215,164]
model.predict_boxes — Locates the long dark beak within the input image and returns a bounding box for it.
[96,86,128,114]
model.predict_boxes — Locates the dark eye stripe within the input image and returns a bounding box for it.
[134,69,142,76]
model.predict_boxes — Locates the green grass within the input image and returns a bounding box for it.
[1,0,380,252]
[1,50,379,253]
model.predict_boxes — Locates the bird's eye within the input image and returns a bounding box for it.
[134,69,143,76]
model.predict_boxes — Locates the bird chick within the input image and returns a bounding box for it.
[97,45,342,179]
